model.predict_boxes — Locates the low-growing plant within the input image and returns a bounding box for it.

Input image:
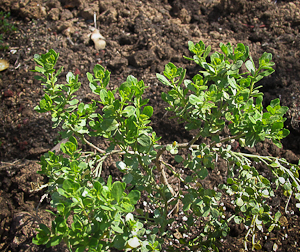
[0,11,17,50]
[32,41,300,251]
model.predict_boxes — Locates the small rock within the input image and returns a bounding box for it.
[108,56,128,70]
[209,31,221,39]
[120,9,131,18]
[294,12,300,24]
[284,149,298,163]
[118,34,136,45]
[74,68,81,75]
[99,1,109,13]
[22,108,33,117]
[107,40,119,48]
[80,3,98,20]
[48,7,60,21]
[155,46,173,61]
[192,28,202,37]
[57,20,73,32]
[60,9,73,20]
[3,89,13,97]
[63,0,87,10]
[79,32,91,45]
[129,50,156,68]
[19,1,47,19]
[46,0,61,9]
[153,11,164,23]
[62,26,75,37]
[100,7,118,24]
[19,0,30,8]
[263,241,274,251]
[40,6,47,17]
[6,115,12,123]
[288,2,297,11]
[179,8,191,24]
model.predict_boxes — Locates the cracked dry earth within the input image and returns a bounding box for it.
[1,0,300,251]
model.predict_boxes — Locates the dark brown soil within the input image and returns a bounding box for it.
[1,0,300,251]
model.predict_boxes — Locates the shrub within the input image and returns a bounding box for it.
[32,41,300,251]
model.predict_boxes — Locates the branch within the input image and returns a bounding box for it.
[155,149,175,195]
[83,137,106,154]
[162,160,187,186]
[210,132,246,148]
[186,130,203,149]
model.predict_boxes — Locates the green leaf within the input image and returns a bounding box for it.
[66,72,75,84]
[39,223,51,235]
[268,224,276,232]
[49,235,63,246]
[142,106,153,117]
[111,225,124,234]
[34,75,47,82]
[32,224,51,245]
[34,66,46,73]
[107,175,112,189]
[137,134,152,147]
[228,76,237,89]
[239,89,250,101]
[203,45,211,59]
[101,119,119,131]
[121,202,135,212]
[32,235,49,246]
[68,99,79,105]
[245,187,255,195]
[175,155,184,163]
[56,203,65,214]
[271,122,283,131]
[259,52,273,66]
[251,205,260,214]
[274,211,282,222]
[55,66,64,77]
[201,62,215,74]
[100,205,113,211]
[156,73,172,86]
[127,237,140,249]
[227,178,234,184]
[236,198,244,206]
[111,181,125,203]
[75,247,86,252]
[123,174,133,184]
[245,59,255,75]
[189,94,204,105]
[99,89,108,103]
[63,179,80,192]
[231,60,243,71]
[127,190,141,204]
[197,167,208,179]
[123,106,136,117]
[234,216,243,224]
[254,243,262,250]
[68,136,78,149]
[211,208,219,218]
